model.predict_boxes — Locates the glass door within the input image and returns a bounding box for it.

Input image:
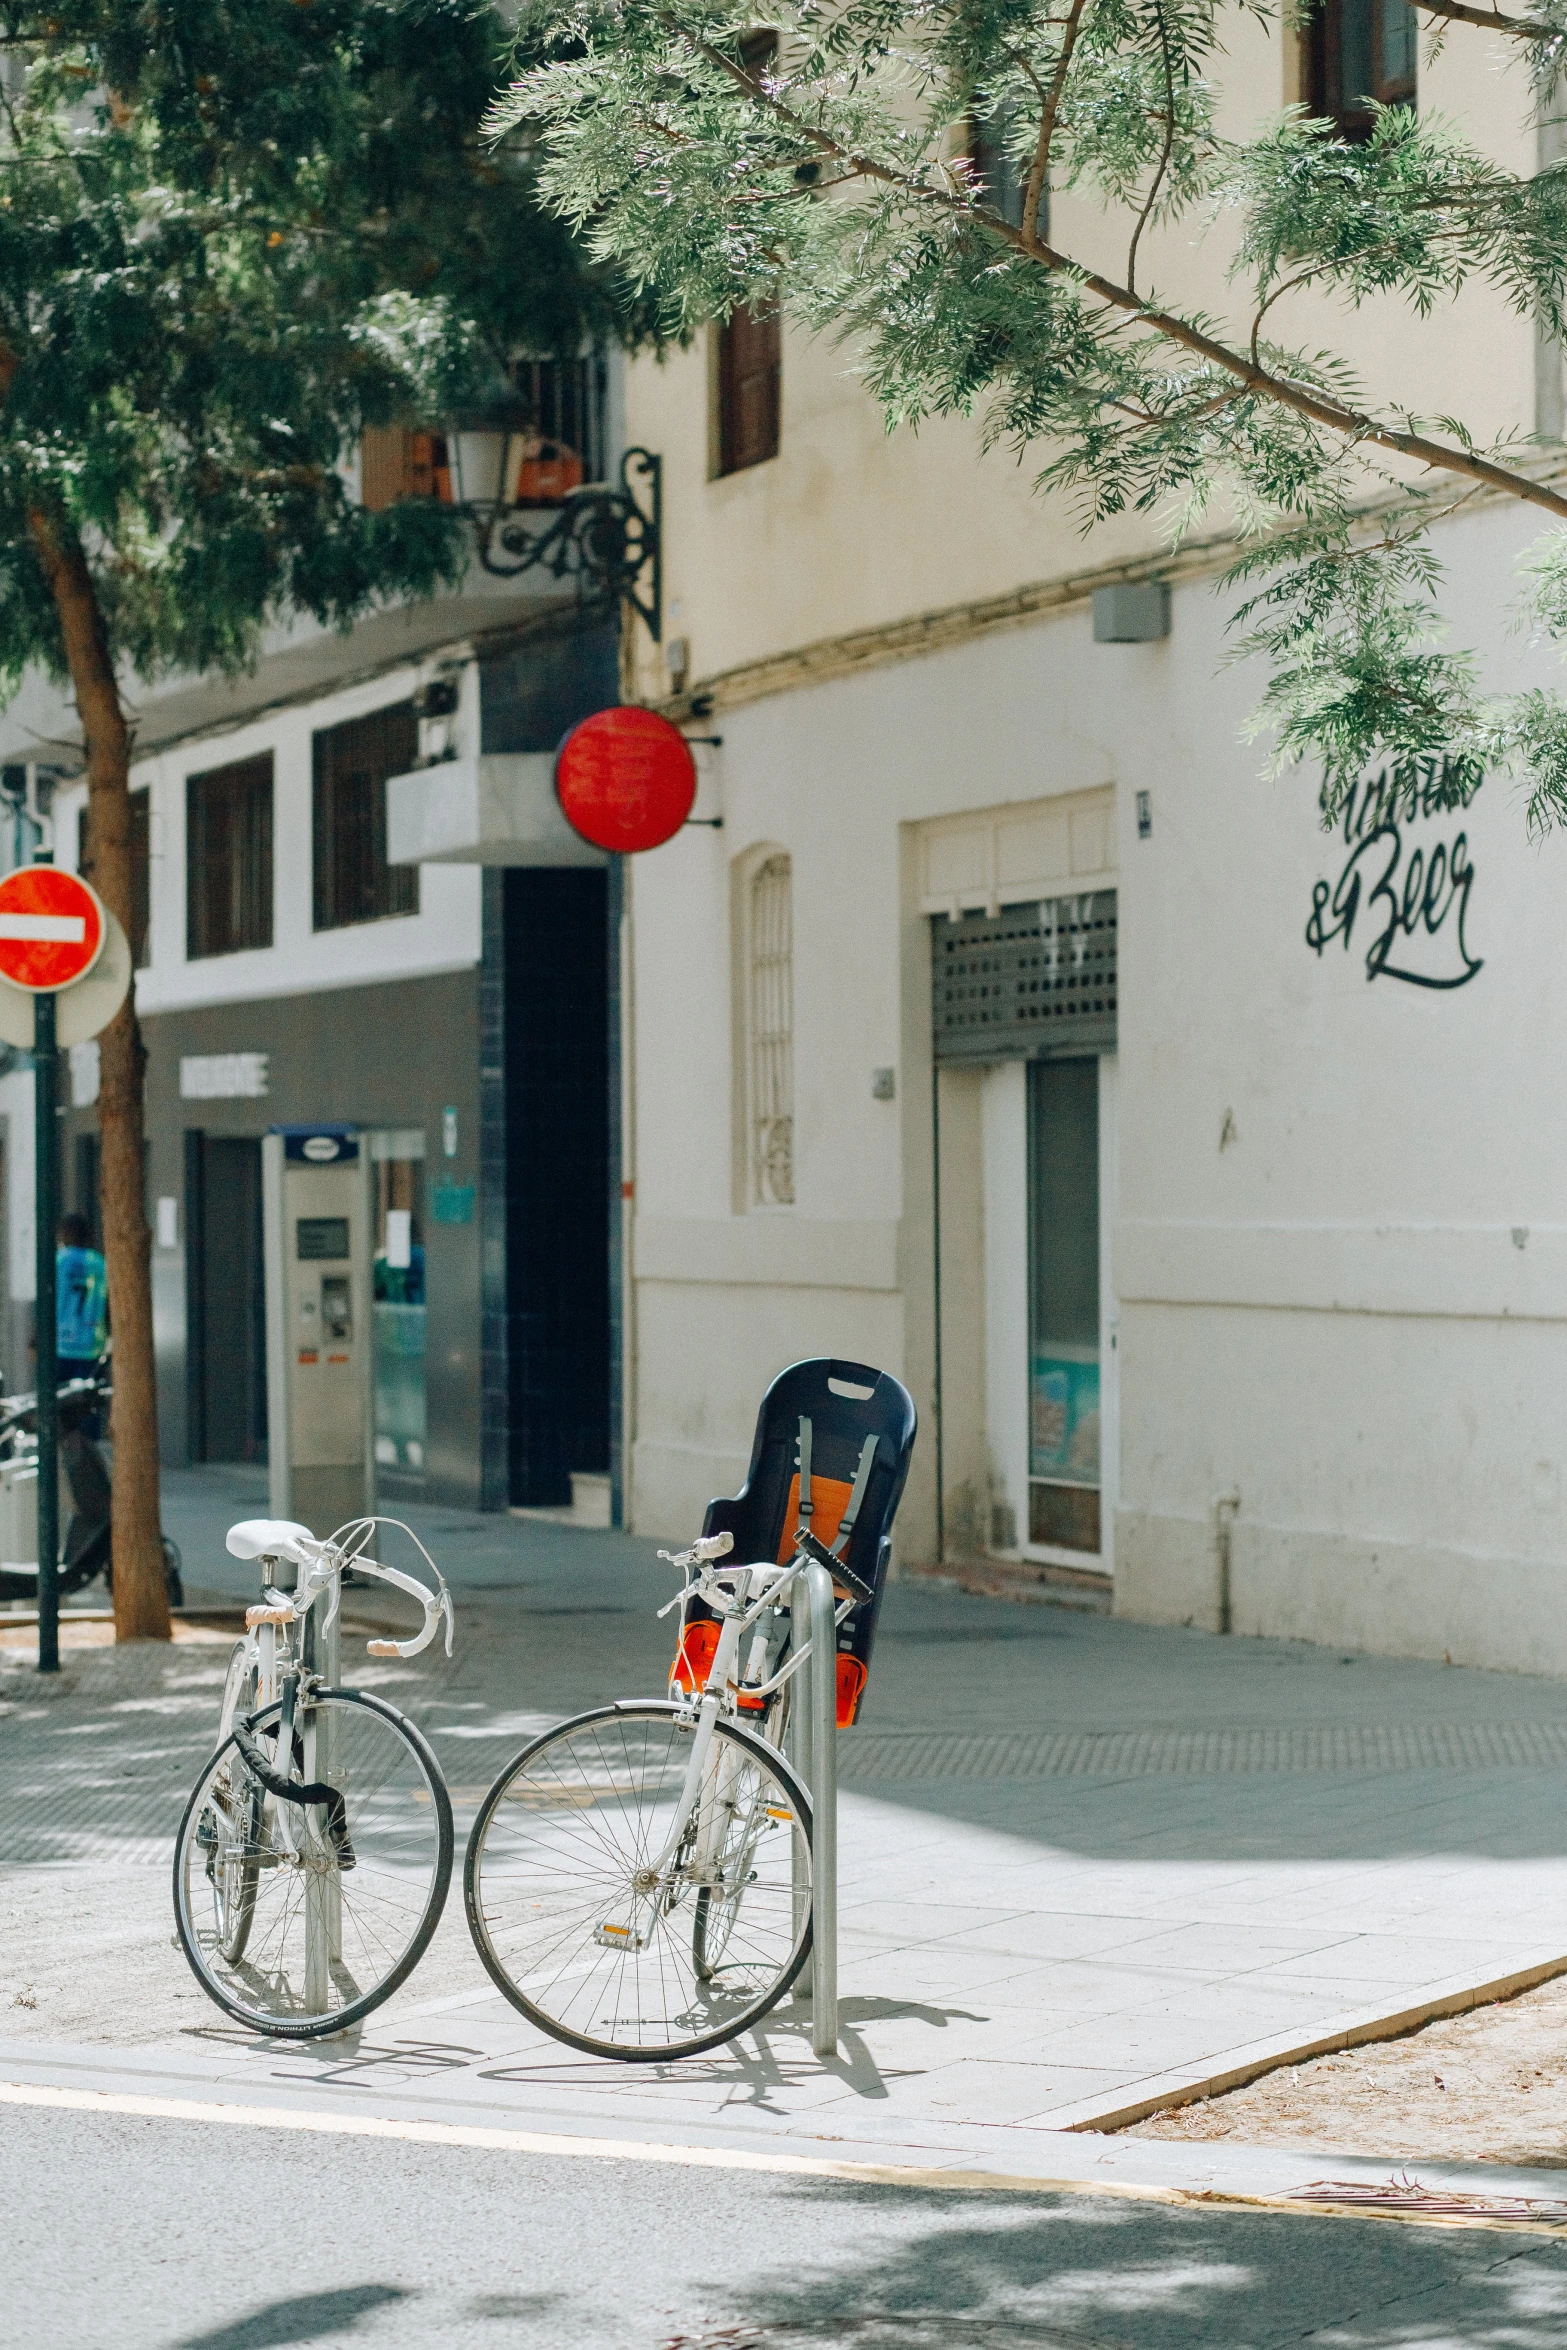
[1026,1058,1101,1553]
[370,1133,426,1483]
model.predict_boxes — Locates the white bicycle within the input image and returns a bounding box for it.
[463,1523,869,2060]
[173,1516,455,2039]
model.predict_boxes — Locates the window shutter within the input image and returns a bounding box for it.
[312,703,420,932]
[186,756,274,960]
[717,304,781,475]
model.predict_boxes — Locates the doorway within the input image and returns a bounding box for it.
[1027,1057,1103,1552]
[982,1052,1116,1573]
[370,1131,426,1489]
[503,866,610,1507]
[187,1133,267,1463]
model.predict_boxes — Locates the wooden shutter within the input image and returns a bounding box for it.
[312,703,420,931]
[186,756,274,959]
[717,304,781,475]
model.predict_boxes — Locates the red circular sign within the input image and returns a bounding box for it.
[555,708,697,853]
[0,866,106,992]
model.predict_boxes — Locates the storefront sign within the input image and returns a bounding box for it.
[1306,760,1482,990]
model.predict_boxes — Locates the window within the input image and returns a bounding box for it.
[186,754,273,959]
[78,789,151,968]
[358,429,452,511]
[747,852,794,1205]
[969,106,1047,239]
[358,363,609,512]
[715,30,783,478]
[716,304,782,476]
[312,703,420,932]
[1307,0,1417,138]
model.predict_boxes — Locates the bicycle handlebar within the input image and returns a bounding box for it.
[245,1518,454,1663]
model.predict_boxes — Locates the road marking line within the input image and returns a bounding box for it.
[3,2079,1567,2232]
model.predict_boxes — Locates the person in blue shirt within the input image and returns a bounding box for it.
[57,1211,109,1380]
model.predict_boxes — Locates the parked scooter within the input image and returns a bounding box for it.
[0,1368,183,1606]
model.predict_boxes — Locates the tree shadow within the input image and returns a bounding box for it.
[171,2283,409,2350]
[722,2183,1567,2349]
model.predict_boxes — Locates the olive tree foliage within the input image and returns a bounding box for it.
[0,1,624,1638]
[495,0,1567,828]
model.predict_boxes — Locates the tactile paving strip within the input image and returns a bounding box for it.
[838,1721,1567,1781]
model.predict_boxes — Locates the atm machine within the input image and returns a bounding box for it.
[262,1125,375,1533]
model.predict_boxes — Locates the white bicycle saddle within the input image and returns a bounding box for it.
[225,1518,319,1565]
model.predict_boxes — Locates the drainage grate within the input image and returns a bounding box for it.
[839,1722,1567,1781]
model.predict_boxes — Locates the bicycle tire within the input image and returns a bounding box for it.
[173,1687,453,2039]
[464,1700,813,2062]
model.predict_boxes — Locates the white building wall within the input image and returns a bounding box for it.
[53,655,483,1016]
[627,492,1567,1674]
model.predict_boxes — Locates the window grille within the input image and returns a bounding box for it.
[931,891,1117,1063]
[358,357,610,512]
[187,754,273,960]
[749,853,795,1205]
[312,703,420,932]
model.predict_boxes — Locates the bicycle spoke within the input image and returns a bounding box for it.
[175,1692,452,2038]
[466,1707,810,2060]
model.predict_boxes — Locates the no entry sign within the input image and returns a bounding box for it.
[0,866,105,992]
[555,708,697,854]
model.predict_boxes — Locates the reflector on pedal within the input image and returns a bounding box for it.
[593,1921,646,1952]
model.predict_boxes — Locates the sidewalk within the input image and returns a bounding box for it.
[8,1463,1567,2157]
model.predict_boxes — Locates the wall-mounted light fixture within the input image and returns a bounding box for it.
[442,410,662,640]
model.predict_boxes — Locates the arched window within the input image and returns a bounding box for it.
[748,853,794,1206]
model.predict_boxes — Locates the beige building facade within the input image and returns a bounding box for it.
[612,18,1567,1677]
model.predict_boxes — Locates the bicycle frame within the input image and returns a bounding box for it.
[644,1538,849,1891]
[214,1520,453,1873]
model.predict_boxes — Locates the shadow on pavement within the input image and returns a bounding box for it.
[731,2186,1567,2349]
[172,2283,410,2349]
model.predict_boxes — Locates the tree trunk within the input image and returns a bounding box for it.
[28,516,168,1644]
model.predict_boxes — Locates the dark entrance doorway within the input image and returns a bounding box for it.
[185,1132,267,1463]
[503,867,610,1507]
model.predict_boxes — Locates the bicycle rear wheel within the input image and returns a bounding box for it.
[464,1701,812,2061]
[173,1688,452,2038]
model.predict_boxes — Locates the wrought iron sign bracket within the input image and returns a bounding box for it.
[471,447,662,640]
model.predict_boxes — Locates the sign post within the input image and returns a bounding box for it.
[33,988,58,1672]
[0,860,113,1673]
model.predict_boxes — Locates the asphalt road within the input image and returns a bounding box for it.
[11,2099,1567,2348]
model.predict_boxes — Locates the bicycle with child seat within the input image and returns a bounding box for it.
[172,1515,455,2039]
[463,1510,876,2063]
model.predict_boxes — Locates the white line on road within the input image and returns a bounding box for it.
[5,2078,1566,2234]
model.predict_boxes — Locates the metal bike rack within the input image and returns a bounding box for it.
[301,1575,343,2014]
[788,1557,838,2057]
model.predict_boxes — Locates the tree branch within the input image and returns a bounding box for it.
[1022,0,1089,249]
[1410,0,1556,37]
[1125,0,1178,299]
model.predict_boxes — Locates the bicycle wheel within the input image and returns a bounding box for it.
[173,1688,453,2038]
[464,1700,812,2061]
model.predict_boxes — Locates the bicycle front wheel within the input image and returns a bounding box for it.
[464,1701,812,2061]
[173,1688,453,2038]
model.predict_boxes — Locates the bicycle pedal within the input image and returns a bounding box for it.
[593,1921,647,1952]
